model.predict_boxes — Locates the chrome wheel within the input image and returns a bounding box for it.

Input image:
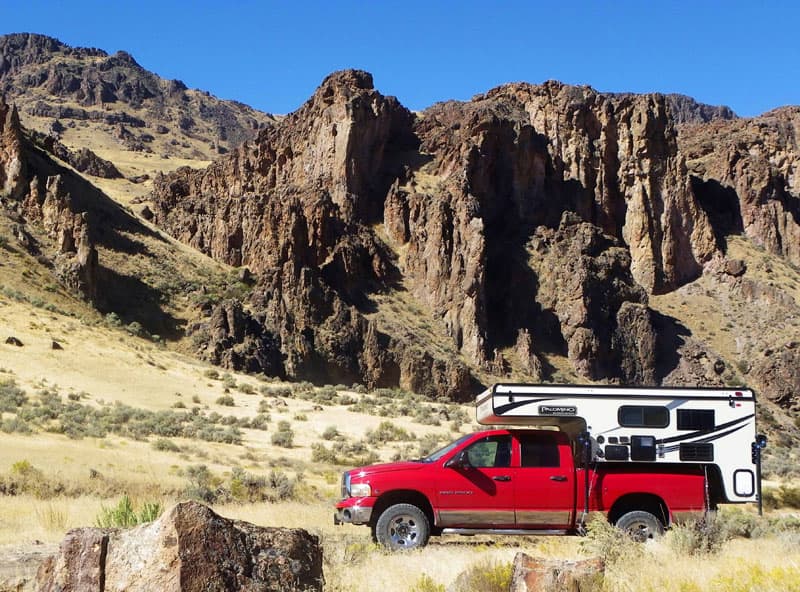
[375,503,430,550]
[388,513,421,547]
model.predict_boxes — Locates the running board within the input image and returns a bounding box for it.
[441,528,569,536]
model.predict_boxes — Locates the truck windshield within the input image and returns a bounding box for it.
[421,434,473,463]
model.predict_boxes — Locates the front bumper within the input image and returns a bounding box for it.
[334,497,375,525]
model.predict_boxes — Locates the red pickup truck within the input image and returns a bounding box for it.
[335,428,708,549]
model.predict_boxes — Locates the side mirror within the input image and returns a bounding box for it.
[445,450,470,469]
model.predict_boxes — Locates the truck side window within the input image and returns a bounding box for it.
[465,436,511,468]
[519,435,560,467]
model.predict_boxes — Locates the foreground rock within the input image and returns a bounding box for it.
[509,553,605,592]
[35,501,323,592]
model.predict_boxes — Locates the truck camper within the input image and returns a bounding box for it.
[335,383,766,550]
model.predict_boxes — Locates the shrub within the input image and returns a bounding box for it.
[183,465,217,503]
[0,378,28,411]
[322,426,340,440]
[366,420,414,444]
[204,369,220,380]
[407,574,445,592]
[152,438,180,452]
[238,383,255,395]
[221,373,237,389]
[215,395,235,407]
[271,421,294,448]
[449,559,513,592]
[579,516,642,564]
[95,495,163,527]
[668,514,728,555]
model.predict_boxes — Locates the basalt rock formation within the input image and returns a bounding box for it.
[680,107,800,265]
[145,71,732,395]
[36,501,324,592]
[0,97,98,300]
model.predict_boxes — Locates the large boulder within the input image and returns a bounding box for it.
[36,501,323,592]
[509,553,605,592]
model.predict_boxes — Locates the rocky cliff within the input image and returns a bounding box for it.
[0,33,275,162]
[144,70,796,398]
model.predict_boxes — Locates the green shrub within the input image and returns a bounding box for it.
[204,369,220,380]
[183,465,217,503]
[95,495,163,527]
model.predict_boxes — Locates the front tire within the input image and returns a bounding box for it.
[375,503,430,550]
[615,510,664,542]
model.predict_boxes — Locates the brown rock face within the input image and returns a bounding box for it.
[0,99,99,301]
[681,107,800,266]
[0,33,274,155]
[528,213,654,382]
[145,72,731,395]
[36,501,323,592]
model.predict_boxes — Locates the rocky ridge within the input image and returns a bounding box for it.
[2,32,799,414]
[142,70,800,400]
[0,33,276,163]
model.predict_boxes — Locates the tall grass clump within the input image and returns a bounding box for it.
[95,495,163,527]
[448,559,513,592]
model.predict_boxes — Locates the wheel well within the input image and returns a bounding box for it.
[370,490,434,528]
[608,494,668,527]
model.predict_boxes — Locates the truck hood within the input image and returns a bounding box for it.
[350,460,427,476]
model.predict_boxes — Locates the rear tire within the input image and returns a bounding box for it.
[615,510,664,542]
[375,503,430,550]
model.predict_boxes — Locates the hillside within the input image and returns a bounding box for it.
[0,34,798,433]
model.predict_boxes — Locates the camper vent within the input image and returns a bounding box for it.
[679,442,714,462]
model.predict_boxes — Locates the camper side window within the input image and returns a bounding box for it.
[677,409,715,431]
[618,405,669,428]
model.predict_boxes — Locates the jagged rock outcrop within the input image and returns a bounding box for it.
[145,71,733,395]
[36,501,323,592]
[32,131,123,178]
[664,94,737,124]
[680,107,800,265]
[0,33,275,158]
[1,96,98,300]
[527,213,655,382]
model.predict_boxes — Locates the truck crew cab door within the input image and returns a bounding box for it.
[437,434,515,527]
[513,432,574,529]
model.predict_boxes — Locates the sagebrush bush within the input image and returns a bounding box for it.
[271,421,294,448]
[366,420,414,444]
[579,516,643,564]
[215,395,235,406]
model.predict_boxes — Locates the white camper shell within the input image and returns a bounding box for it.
[476,383,763,504]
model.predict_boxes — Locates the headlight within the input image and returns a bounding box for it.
[350,483,372,497]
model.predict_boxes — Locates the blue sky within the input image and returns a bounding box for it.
[3,1,798,117]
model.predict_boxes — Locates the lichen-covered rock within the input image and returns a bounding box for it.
[509,553,605,592]
[36,501,323,592]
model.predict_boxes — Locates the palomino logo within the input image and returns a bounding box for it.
[539,405,577,416]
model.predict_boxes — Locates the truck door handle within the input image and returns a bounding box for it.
[493,475,511,482]
[550,475,567,482]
